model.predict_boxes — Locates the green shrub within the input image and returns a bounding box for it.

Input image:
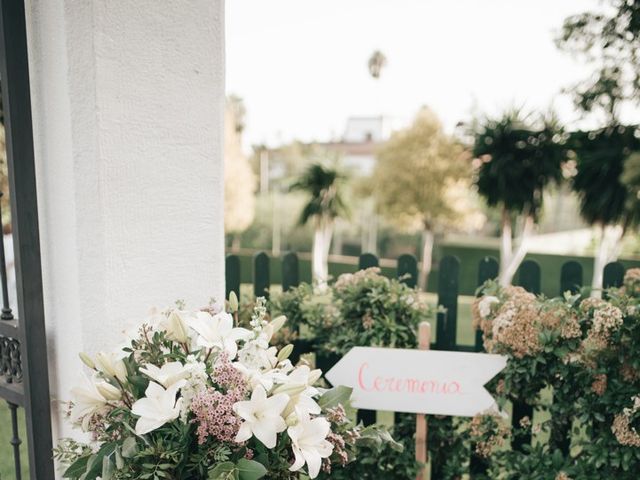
[271,267,431,356]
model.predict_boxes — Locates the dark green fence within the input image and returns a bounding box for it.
[225,251,627,477]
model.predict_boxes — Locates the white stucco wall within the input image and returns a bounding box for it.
[24,0,226,442]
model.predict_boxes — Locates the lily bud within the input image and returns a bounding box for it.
[96,381,122,401]
[95,352,128,384]
[277,344,294,362]
[273,383,307,397]
[308,369,322,385]
[79,352,95,370]
[228,291,239,313]
[270,315,287,333]
[163,311,189,344]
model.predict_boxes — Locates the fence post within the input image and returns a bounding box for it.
[359,252,379,270]
[550,261,584,456]
[517,260,541,294]
[436,255,459,350]
[560,261,583,295]
[397,254,418,288]
[474,257,499,352]
[430,256,459,480]
[282,252,299,292]
[253,252,270,299]
[225,254,241,301]
[603,261,625,290]
[509,260,541,452]
[469,257,498,478]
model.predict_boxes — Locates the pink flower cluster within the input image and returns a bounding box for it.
[212,353,247,392]
[190,354,248,445]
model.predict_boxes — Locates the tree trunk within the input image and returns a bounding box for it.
[418,228,434,291]
[591,224,624,297]
[499,209,512,281]
[322,221,333,280]
[499,215,534,287]
[312,218,333,288]
[312,226,325,285]
[231,234,241,252]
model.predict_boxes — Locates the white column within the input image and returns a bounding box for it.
[25,0,226,441]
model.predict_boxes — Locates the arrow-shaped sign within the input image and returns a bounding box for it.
[325,347,507,417]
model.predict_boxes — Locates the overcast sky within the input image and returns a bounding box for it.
[226,0,633,149]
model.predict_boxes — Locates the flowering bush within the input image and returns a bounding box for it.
[272,267,430,357]
[469,271,640,479]
[55,298,397,480]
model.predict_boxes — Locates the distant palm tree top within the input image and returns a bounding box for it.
[368,50,387,79]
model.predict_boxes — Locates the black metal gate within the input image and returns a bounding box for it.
[0,1,55,479]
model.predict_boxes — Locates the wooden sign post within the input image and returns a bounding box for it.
[325,326,507,480]
[416,322,430,480]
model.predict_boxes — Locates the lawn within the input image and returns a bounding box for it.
[0,401,29,479]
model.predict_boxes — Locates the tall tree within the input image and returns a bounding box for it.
[557,2,640,292]
[473,111,568,286]
[556,0,640,123]
[571,125,640,294]
[224,96,256,249]
[373,108,477,290]
[290,163,348,284]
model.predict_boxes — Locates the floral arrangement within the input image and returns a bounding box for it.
[466,271,640,479]
[55,296,396,480]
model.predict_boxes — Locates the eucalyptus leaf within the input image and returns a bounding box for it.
[63,454,91,479]
[209,462,238,480]
[318,385,352,410]
[237,458,268,480]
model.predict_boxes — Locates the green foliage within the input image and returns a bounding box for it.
[570,125,640,227]
[473,110,568,219]
[290,163,348,226]
[318,414,421,480]
[556,0,640,121]
[271,268,431,356]
[373,108,471,232]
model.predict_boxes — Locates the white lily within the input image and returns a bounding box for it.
[288,412,334,479]
[131,380,185,435]
[233,385,289,448]
[237,340,278,371]
[275,366,322,419]
[478,295,499,318]
[189,311,250,359]
[70,374,120,430]
[95,351,128,383]
[139,361,190,388]
[160,310,190,344]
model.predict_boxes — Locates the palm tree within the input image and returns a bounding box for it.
[571,125,640,295]
[367,50,387,79]
[473,110,568,285]
[290,164,348,284]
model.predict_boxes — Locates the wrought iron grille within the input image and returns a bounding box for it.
[0,1,55,479]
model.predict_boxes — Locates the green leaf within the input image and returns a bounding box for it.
[121,437,138,458]
[80,442,117,480]
[237,459,268,480]
[101,455,115,480]
[63,454,91,479]
[318,385,353,409]
[209,462,238,480]
[358,424,404,452]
